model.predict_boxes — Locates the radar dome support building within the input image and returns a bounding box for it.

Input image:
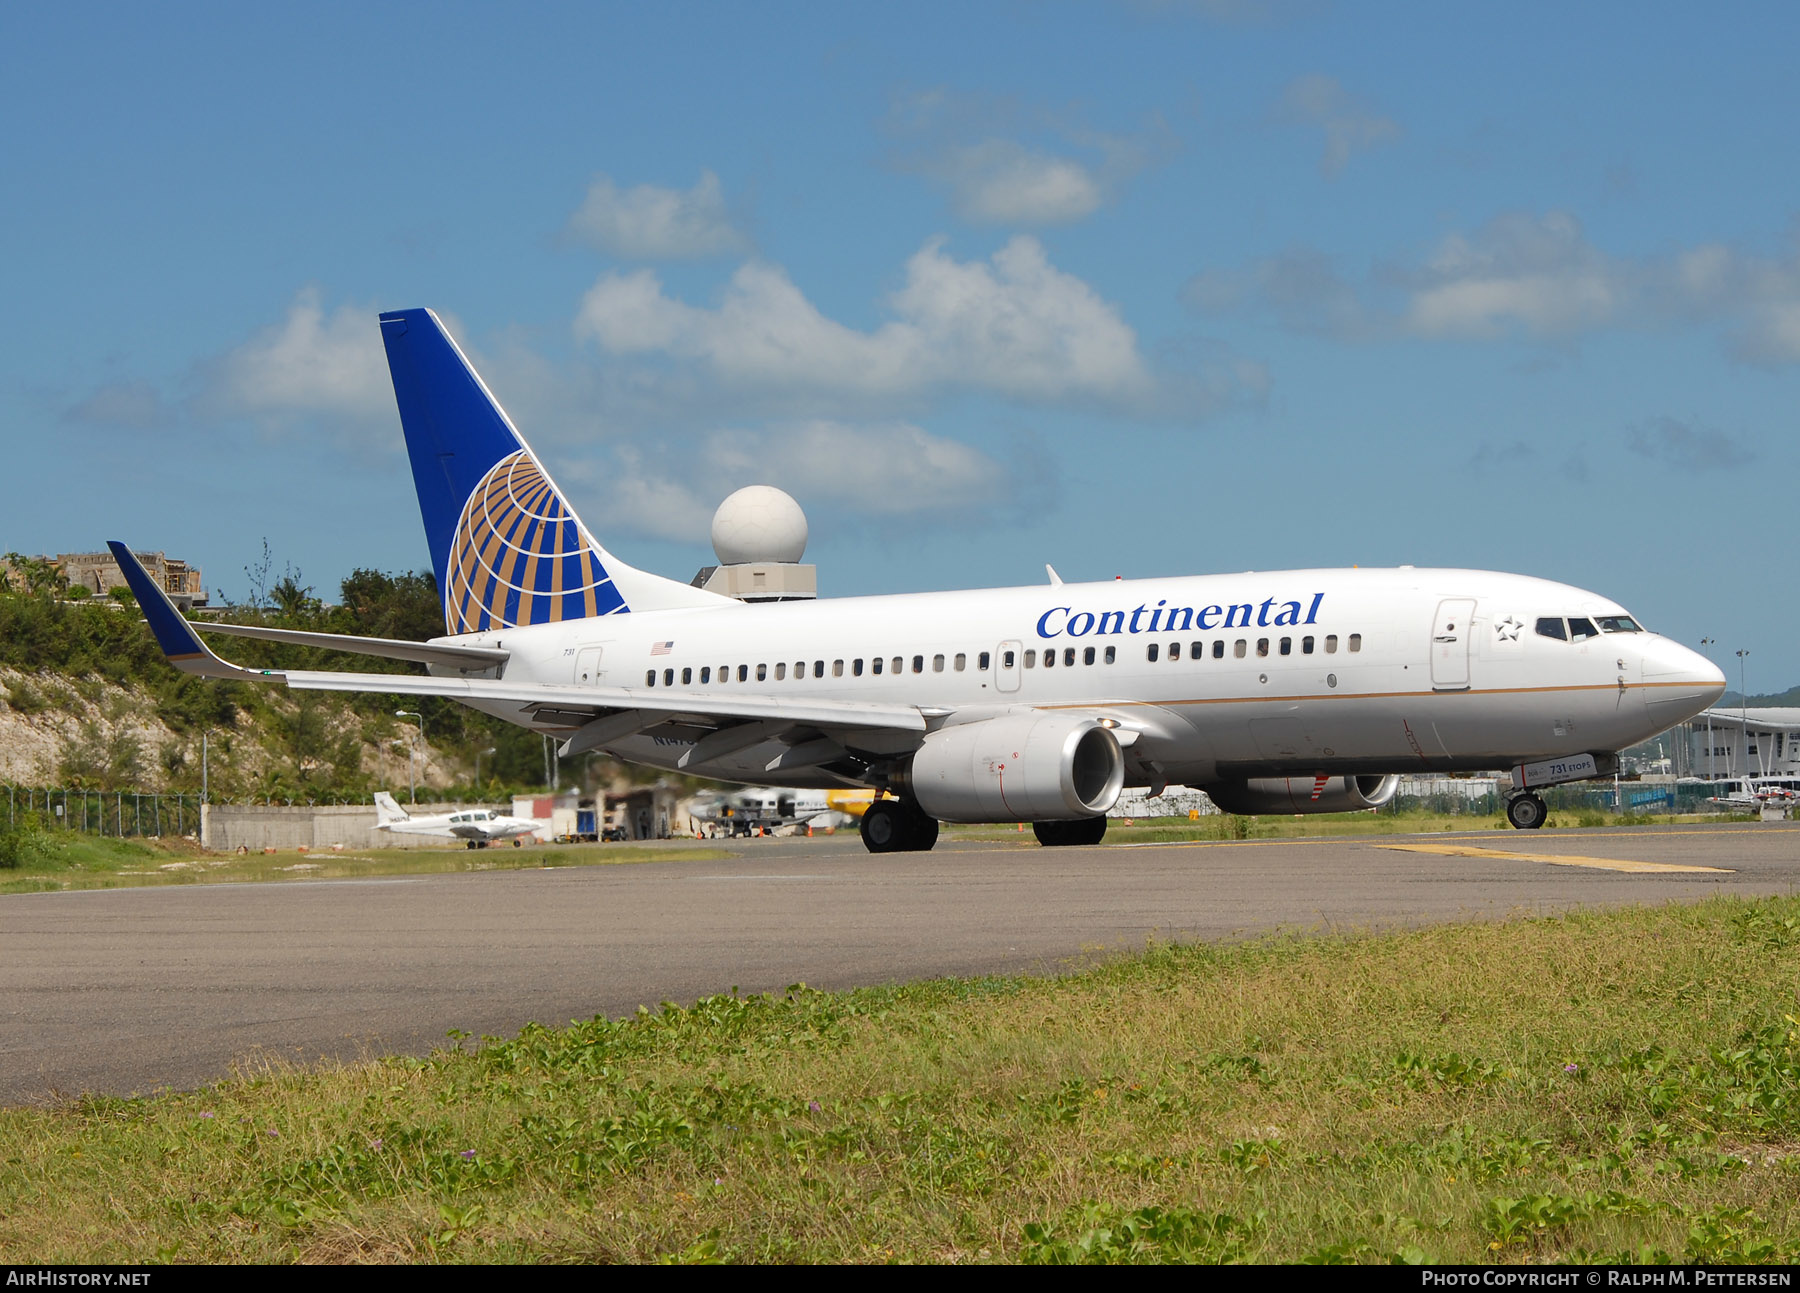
[690,485,817,602]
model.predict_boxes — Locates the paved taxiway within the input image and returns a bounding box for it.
[3,823,1795,1104]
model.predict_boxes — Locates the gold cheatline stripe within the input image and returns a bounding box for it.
[1378,842,1730,873]
[1039,678,1719,711]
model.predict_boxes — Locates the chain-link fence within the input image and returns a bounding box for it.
[5,785,203,838]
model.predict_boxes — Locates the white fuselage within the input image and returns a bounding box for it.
[378,809,540,843]
[431,567,1725,789]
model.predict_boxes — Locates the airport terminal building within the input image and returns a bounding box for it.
[1675,708,1800,780]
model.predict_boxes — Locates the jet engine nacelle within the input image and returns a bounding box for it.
[898,713,1125,823]
[1204,774,1400,815]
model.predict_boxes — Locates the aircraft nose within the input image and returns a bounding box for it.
[1640,637,1727,728]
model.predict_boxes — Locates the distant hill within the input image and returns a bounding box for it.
[1718,685,1800,709]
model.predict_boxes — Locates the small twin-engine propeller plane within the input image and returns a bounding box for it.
[372,791,541,848]
[112,308,1726,851]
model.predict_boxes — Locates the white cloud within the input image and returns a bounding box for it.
[1275,74,1400,177]
[1624,417,1757,472]
[202,289,391,424]
[934,141,1104,225]
[564,171,747,260]
[62,380,168,428]
[1186,211,1800,365]
[571,420,1011,545]
[885,88,1170,227]
[574,235,1153,407]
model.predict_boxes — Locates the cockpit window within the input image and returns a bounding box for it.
[1535,617,1567,641]
[1567,617,1598,641]
[1596,615,1641,633]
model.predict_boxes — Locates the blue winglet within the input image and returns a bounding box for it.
[108,542,274,679]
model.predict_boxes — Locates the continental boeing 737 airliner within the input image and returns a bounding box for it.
[111,308,1727,852]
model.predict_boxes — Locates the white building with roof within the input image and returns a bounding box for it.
[1676,708,1800,780]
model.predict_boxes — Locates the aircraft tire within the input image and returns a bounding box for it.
[1506,793,1548,830]
[465,841,477,850]
[512,838,522,847]
[1033,817,1107,846]
[861,801,904,853]
[899,802,939,852]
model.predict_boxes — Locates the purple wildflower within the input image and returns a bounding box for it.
[1563,1063,1579,1073]
[808,1100,821,1112]
[461,1149,477,1160]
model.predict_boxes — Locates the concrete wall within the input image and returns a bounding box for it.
[202,802,490,851]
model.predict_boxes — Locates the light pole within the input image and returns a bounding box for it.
[1736,650,1751,776]
[475,746,497,793]
[396,711,424,803]
[1699,639,1717,779]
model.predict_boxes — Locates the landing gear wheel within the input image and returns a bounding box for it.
[859,800,941,853]
[861,801,904,853]
[1506,793,1547,830]
[465,841,478,850]
[1033,817,1108,846]
[512,838,522,847]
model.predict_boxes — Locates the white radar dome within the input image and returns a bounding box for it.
[711,485,808,565]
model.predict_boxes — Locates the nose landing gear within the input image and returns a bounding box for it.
[1505,793,1547,830]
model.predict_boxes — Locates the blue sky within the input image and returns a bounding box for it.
[4,2,1795,690]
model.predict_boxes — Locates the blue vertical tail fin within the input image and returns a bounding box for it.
[378,309,726,633]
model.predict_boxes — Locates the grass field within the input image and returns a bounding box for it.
[2,896,1797,1263]
[0,832,730,895]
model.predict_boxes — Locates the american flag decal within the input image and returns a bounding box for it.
[650,641,674,656]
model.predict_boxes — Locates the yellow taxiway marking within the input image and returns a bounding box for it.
[1377,842,1732,874]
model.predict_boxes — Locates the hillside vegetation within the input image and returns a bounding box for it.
[0,563,553,803]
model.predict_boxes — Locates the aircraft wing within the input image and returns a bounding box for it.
[192,621,508,672]
[111,542,930,762]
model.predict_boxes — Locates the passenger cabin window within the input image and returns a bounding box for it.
[853,659,863,676]
[1234,639,1247,658]
[954,653,966,671]
[872,658,883,675]
[1169,641,1182,660]
[1147,643,1159,662]
[1348,634,1362,653]
[1212,641,1224,659]
[738,665,749,682]
[774,663,786,680]
[1002,649,1016,668]
[932,654,945,673]
[1043,650,1055,669]
[1535,618,1567,641]
[1302,636,1314,654]
[892,657,903,675]
[645,670,655,686]
[913,655,924,674]
[663,668,673,686]
[1064,647,1076,666]
[814,660,824,676]
[978,651,991,670]
[1256,638,1269,657]
[834,660,845,677]
[1084,646,1096,665]
[1279,637,1292,656]
[756,663,768,681]
[1024,650,1036,667]
[1567,618,1598,642]
[1104,645,1116,664]
[701,666,712,683]
[1325,635,1338,653]
[682,667,692,684]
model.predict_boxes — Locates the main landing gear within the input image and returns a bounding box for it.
[860,799,941,853]
[1033,818,1108,847]
[1505,793,1547,830]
